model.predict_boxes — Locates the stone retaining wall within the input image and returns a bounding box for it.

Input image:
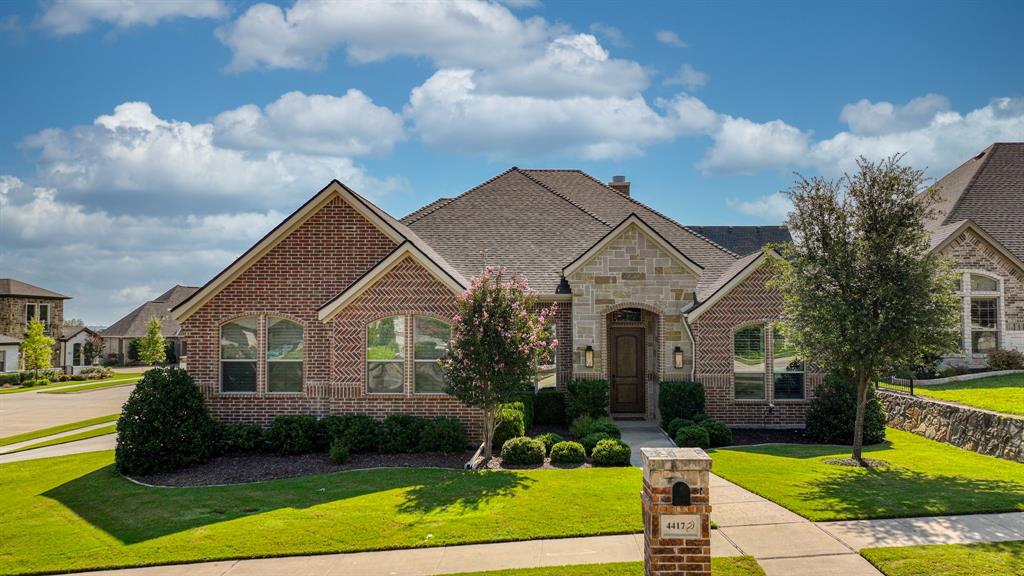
[879,391,1024,463]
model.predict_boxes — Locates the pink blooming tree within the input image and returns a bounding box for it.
[442,266,557,460]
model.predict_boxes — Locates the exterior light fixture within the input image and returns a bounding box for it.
[585,345,594,368]
[673,346,684,369]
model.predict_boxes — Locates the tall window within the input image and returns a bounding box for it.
[221,317,258,392]
[267,318,303,392]
[367,317,404,393]
[414,317,450,393]
[963,272,1000,354]
[772,325,804,400]
[73,343,82,366]
[536,319,557,389]
[733,325,766,399]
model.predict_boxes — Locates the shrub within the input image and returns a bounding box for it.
[329,439,350,464]
[320,414,381,453]
[380,413,428,453]
[691,413,712,424]
[513,392,535,429]
[568,379,610,419]
[659,381,705,427]
[492,406,526,452]
[666,417,694,439]
[988,349,1024,371]
[421,416,467,453]
[80,366,113,379]
[534,389,566,425]
[0,373,19,386]
[268,415,323,455]
[698,419,732,447]
[549,441,586,464]
[581,432,611,455]
[216,422,265,454]
[675,426,710,449]
[805,372,886,445]
[500,436,545,465]
[570,415,620,439]
[591,439,631,467]
[21,378,50,387]
[115,368,215,474]
[534,432,564,455]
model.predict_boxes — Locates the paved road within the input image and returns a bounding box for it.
[0,384,133,437]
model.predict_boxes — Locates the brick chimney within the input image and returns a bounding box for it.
[609,175,630,196]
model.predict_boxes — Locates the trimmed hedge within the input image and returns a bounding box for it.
[675,425,710,449]
[500,436,545,465]
[268,415,323,455]
[329,439,350,464]
[699,419,732,447]
[591,439,631,466]
[380,413,428,453]
[581,432,611,455]
[659,381,705,427]
[492,406,526,452]
[534,389,566,425]
[666,417,694,439]
[420,416,467,453]
[535,432,564,455]
[216,422,265,454]
[321,413,381,453]
[512,393,535,429]
[567,379,610,419]
[805,372,886,445]
[569,415,621,439]
[549,441,586,464]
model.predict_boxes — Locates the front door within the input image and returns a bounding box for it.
[609,327,644,413]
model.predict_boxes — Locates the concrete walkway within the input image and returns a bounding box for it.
[0,433,116,464]
[0,383,132,437]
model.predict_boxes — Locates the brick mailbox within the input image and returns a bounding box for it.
[641,447,712,576]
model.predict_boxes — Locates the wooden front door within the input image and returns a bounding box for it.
[609,327,645,413]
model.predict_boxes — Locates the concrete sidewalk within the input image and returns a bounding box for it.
[0,433,115,464]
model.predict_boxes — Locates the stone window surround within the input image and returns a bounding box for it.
[364,312,452,397]
[218,312,307,396]
[954,269,1005,358]
[730,319,804,403]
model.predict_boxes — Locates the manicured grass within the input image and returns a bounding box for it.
[0,414,120,447]
[436,558,765,576]
[861,541,1024,576]
[913,373,1024,416]
[0,451,642,575]
[39,375,142,394]
[0,372,143,395]
[3,424,117,454]
[711,428,1024,521]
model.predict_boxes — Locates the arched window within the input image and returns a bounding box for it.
[367,316,405,394]
[733,324,766,400]
[221,317,258,392]
[267,317,303,392]
[414,317,450,393]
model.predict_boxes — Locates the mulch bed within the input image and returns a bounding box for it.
[726,428,820,446]
[131,450,476,487]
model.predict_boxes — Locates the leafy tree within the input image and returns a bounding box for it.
[63,318,85,327]
[82,336,104,366]
[442,266,557,459]
[768,156,960,463]
[137,318,167,366]
[21,318,55,375]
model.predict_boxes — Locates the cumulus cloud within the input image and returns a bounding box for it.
[664,64,707,89]
[655,30,686,48]
[839,93,950,136]
[38,0,228,36]
[699,116,812,174]
[725,193,793,222]
[589,22,627,47]
[113,285,158,303]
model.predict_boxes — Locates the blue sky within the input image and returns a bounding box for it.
[1,0,1022,325]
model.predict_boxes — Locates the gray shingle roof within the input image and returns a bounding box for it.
[927,143,1024,260]
[0,279,69,299]
[102,285,199,338]
[685,226,791,256]
[695,250,764,303]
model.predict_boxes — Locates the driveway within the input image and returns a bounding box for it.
[0,384,133,437]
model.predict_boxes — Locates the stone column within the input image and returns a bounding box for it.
[641,447,712,576]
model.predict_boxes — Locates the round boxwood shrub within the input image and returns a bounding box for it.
[570,415,621,439]
[591,439,631,467]
[549,441,586,464]
[116,368,215,475]
[380,413,428,453]
[216,421,265,454]
[581,432,611,455]
[268,414,323,455]
[534,432,564,455]
[534,389,566,425]
[691,413,713,425]
[420,416,467,453]
[321,413,381,453]
[699,419,732,447]
[675,425,710,449]
[666,417,694,439]
[500,436,545,465]
[658,381,705,428]
[329,438,350,464]
[492,406,526,452]
[806,372,886,445]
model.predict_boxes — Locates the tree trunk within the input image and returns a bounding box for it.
[482,408,496,460]
[851,375,869,463]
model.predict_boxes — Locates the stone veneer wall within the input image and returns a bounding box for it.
[880,391,1024,463]
[0,296,64,341]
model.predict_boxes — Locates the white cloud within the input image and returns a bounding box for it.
[39,0,228,36]
[0,175,22,196]
[839,93,950,136]
[660,93,720,134]
[589,22,627,47]
[213,90,406,156]
[113,285,158,304]
[655,30,686,48]
[664,63,707,89]
[726,193,793,222]
[699,116,811,174]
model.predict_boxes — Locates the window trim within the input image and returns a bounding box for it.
[732,323,767,401]
[412,315,451,395]
[770,324,805,401]
[266,316,305,395]
[219,316,260,395]
[365,315,407,395]
[956,270,1004,357]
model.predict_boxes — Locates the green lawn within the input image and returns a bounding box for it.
[711,428,1024,521]
[0,414,120,447]
[39,375,143,394]
[913,373,1024,416]
[3,424,117,454]
[861,541,1024,576]
[0,372,143,395]
[0,451,642,576]
[436,558,765,576]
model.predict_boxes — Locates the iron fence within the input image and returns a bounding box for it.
[876,375,914,395]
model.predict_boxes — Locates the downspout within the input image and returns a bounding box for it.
[682,313,697,381]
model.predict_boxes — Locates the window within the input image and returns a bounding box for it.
[971,297,999,353]
[414,317,450,393]
[733,325,766,399]
[367,317,405,393]
[221,318,258,392]
[611,308,642,322]
[267,318,303,392]
[73,343,82,366]
[535,319,557,389]
[25,304,35,324]
[971,274,998,292]
[772,325,804,400]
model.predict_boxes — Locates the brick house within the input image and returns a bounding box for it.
[0,278,69,371]
[101,285,199,364]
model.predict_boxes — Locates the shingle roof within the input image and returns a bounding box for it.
[927,143,1024,260]
[60,325,98,342]
[405,168,737,293]
[695,250,764,303]
[102,285,199,338]
[0,279,69,299]
[685,226,791,256]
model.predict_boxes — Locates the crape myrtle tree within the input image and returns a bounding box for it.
[442,266,557,460]
[768,156,960,463]
[137,318,167,366]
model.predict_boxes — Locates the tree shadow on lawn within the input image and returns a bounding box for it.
[43,464,533,545]
[715,441,893,460]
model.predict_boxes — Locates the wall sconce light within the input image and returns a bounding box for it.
[673,346,684,369]
[585,345,594,368]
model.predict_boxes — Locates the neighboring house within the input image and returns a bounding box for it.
[101,285,199,364]
[924,143,1024,365]
[0,278,68,340]
[172,168,803,435]
[0,335,20,373]
[58,326,100,374]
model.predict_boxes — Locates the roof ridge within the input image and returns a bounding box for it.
[944,143,997,225]
[567,169,741,259]
[402,197,454,224]
[403,167,521,225]
[515,169,612,227]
